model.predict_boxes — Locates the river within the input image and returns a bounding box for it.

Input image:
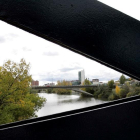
[36,93,106,117]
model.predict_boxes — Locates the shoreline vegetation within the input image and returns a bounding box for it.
[81,76,140,101]
[45,76,140,101]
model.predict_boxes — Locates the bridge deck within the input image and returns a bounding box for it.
[72,89,93,96]
[32,85,98,89]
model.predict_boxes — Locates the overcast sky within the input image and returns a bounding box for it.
[98,0,140,21]
[1,0,139,86]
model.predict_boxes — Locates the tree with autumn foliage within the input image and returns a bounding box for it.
[115,85,120,97]
[0,59,46,125]
[55,80,72,94]
[81,78,93,93]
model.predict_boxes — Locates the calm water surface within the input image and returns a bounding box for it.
[36,93,106,117]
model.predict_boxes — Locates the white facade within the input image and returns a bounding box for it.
[78,70,85,84]
[92,81,104,86]
[92,81,100,85]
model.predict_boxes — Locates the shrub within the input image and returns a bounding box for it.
[127,92,135,97]
[108,91,119,101]
[108,80,115,89]
[119,89,127,98]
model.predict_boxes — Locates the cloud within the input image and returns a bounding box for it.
[43,51,59,56]
[35,70,79,84]
[0,33,19,44]
[11,49,18,55]
[37,73,63,82]
[0,36,5,43]
[59,66,82,72]
[41,77,62,82]
[9,33,18,38]
[86,70,129,82]
[41,76,78,83]
[22,47,32,52]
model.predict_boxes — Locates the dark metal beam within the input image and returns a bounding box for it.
[0,0,140,80]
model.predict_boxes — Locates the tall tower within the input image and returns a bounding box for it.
[78,70,85,84]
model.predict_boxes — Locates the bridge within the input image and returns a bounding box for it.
[32,85,99,96]
[32,85,98,89]
[71,89,94,96]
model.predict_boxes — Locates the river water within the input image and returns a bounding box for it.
[36,93,106,117]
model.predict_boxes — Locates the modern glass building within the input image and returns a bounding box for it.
[71,80,81,85]
[78,70,85,84]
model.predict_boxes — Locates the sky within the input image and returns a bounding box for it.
[1,0,139,86]
[98,0,140,21]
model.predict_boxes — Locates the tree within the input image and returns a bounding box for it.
[108,80,115,89]
[0,59,46,125]
[119,74,126,84]
[108,91,119,101]
[115,85,120,96]
[97,85,111,100]
[56,80,72,94]
[82,78,93,93]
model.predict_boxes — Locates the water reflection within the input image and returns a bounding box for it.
[58,96,93,104]
[36,93,106,117]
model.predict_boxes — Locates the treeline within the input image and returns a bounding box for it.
[46,80,72,94]
[82,76,140,101]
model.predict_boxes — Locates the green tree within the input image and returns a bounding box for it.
[108,80,115,89]
[46,88,55,93]
[108,90,119,101]
[119,74,126,84]
[93,85,112,100]
[82,78,93,93]
[0,59,46,125]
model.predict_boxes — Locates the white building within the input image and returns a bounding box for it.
[92,79,99,85]
[92,81,100,85]
[91,79,104,86]
[78,70,85,84]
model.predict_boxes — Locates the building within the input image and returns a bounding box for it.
[91,79,100,85]
[71,80,80,85]
[115,81,120,85]
[44,83,55,86]
[92,79,99,82]
[31,80,39,87]
[78,70,85,84]
[130,79,140,85]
